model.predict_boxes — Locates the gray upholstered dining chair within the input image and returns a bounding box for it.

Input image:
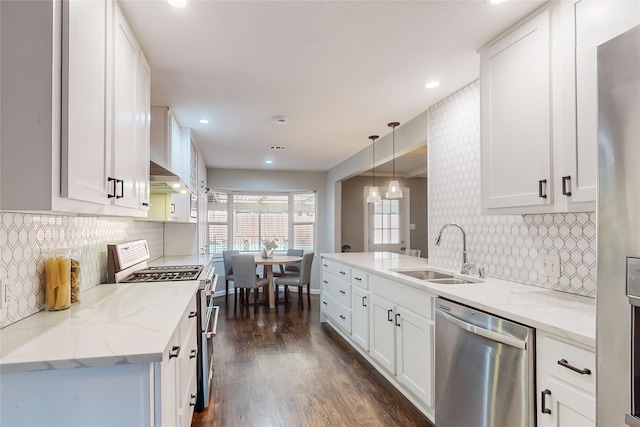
[231,254,269,313]
[283,248,304,275]
[406,249,421,257]
[274,252,314,309]
[222,250,239,303]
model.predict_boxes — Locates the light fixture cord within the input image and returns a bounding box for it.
[372,140,376,187]
[392,127,396,179]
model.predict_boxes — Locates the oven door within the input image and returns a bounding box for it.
[198,276,218,411]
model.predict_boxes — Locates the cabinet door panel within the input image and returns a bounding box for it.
[136,53,151,211]
[112,4,140,209]
[351,287,370,351]
[62,0,110,205]
[396,307,433,408]
[370,295,395,374]
[481,10,552,210]
[538,376,595,427]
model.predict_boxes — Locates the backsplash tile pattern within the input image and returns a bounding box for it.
[0,214,163,328]
[427,81,596,297]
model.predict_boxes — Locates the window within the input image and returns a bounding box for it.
[373,199,400,244]
[207,191,316,255]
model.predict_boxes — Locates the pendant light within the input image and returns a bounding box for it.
[386,121,403,199]
[366,135,381,203]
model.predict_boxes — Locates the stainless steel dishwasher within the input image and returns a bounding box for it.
[435,298,535,427]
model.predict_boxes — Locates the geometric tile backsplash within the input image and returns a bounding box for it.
[0,214,163,328]
[427,80,596,298]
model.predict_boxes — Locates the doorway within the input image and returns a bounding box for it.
[364,187,410,254]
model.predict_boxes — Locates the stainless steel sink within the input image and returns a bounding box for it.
[395,270,453,281]
[427,278,475,285]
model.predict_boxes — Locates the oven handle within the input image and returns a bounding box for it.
[204,274,218,295]
[204,305,219,338]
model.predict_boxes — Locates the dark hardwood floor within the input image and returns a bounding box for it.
[191,292,435,427]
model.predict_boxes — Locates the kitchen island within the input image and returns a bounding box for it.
[0,280,199,427]
[320,251,596,425]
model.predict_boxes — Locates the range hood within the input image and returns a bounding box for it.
[149,161,188,194]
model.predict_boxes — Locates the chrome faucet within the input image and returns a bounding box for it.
[434,223,474,275]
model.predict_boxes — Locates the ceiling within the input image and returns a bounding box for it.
[119,0,546,175]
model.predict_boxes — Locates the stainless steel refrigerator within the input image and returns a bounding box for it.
[597,24,640,427]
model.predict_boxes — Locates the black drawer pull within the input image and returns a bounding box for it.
[322,301,328,305]
[562,175,572,196]
[354,277,362,281]
[538,179,548,199]
[395,313,401,327]
[387,309,393,322]
[189,394,197,406]
[362,296,367,307]
[189,311,197,318]
[339,315,346,320]
[339,290,346,295]
[190,349,197,359]
[541,389,551,414]
[339,271,346,275]
[323,264,328,268]
[323,280,328,284]
[557,359,591,375]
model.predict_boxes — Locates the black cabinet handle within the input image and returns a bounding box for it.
[171,203,176,214]
[541,389,551,414]
[362,296,367,307]
[339,271,346,275]
[323,264,328,268]
[387,309,393,322]
[562,176,572,196]
[107,177,117,198]
[538,179,548,199]
[189,394,197,406]
[557,359,591,375]
[354,277,362,281]
[395,313,401,327]
[323,280,328,284]
[169,345,181,359]
[189,311,197,318]
[322,301,328,305]
[339,314,346,320]
[142,202,149,207]
[190,349,197,359]
[116,179,124,199]
[339,290,346,295]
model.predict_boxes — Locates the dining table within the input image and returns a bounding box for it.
[254,255,303,309]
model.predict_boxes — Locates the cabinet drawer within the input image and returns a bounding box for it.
[322,292,352,334]
[179,294,198,343]
[178,323,198,405]
[538,333,595,394]
[322,273,352,308]
[351,268,369,289]
[321,258,351,281]
[371,275,434,320]
[178,368,197,427]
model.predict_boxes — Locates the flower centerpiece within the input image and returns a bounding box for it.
[261,238,278,259]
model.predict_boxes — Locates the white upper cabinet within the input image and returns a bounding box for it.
[198,149,208,191]
[136,52,152,211]
[150,107,190,186]
[566,0,640,205]
[481,9,552,212]
[0,0,150,216]
[480,1,636,214]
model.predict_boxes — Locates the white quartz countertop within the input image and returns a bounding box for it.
[321,252,596,348]
[0,281,199,374]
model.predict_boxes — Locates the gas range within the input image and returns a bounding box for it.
[119,265,204,283]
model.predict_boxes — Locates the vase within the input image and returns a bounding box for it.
[261,248,274,259]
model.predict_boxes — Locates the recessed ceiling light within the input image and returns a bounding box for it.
[167,0,187,8]
[274,115,288,125]
[490,0,508,4]
[268,145,288,150]
[199,119,209,124]
[425,81,440,89]
[265,160,273,164]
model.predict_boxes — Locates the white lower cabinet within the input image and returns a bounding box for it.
[537,331,596,427]
[320,257,435,421]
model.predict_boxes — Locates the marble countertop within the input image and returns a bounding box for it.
[0,280,199,374]
[321,252,596,348]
